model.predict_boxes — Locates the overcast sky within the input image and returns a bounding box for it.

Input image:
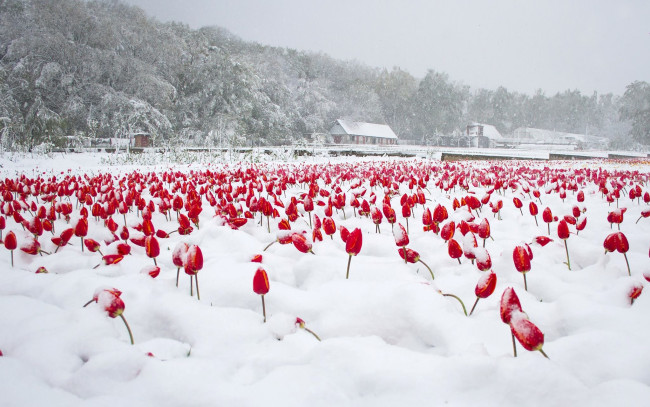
[121,0,649,96]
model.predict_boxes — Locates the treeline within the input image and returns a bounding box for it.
[0,0,647,150]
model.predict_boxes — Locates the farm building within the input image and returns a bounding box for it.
[466,123,504,148]
[511,127,609,150]
[329,120,398,145]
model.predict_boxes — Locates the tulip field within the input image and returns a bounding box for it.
[0,151,649,406]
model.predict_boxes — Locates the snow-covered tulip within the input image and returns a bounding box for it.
[84,238,103,256]
[141,265,160,278]
[398,247,434,280]
[35,266,48,274]
[253,267,270,322]
[607,208,626,230]
[172,242,189,287]
[477,218,490,247]
[513,197,524,216]
[345,228,362,279]
[251,254,263,263]
[500,287,523,357]
[83,288,134,345]
[636,208,650,224]
[184,245,203,299]
[629,283,643,305]
[371,207,383,233]
[295,317,321,341]
[292,233,314,254]
[469,271,497,315]
[440,221,455,242]
[510,311,549,359]
[603,232,631,276]
[4,230,17,267]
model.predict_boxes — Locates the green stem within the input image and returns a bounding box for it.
[442,292,468,316]
[195,274,200,300]
[261,295,267,323]
[623,252,631,276]
[82,299,94,307]
[418,259,435,280]
[119,314,134,345]
[564,240,571,270]
[81,237,84,252]
[469,297,480,316]
[263,240,276,251]
[304,327,321,341]
[10,250,13,267]
[176,268,180,287]
[345,254,353,279]
[523,273,528,291]
[512,332,518,357]
[539,348,550,359]
[190,275,194,296]
[153,257,157,266]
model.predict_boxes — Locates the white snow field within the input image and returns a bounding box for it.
[0,151,648,407]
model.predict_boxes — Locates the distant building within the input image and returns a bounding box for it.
[134,133,151,148]
[466,123,503,148]
[512,128,608,150]
[329,119,398,145]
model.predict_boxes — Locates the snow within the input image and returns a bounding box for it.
[0,151,649,406]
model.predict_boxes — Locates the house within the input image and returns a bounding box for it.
[329,120,398,145]
[466,123,503,148]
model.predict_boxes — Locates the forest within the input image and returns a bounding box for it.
[0,0,648,151]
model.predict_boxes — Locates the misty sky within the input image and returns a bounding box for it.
[121,0,649,96]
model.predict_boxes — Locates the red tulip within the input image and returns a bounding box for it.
[345,228,362,279]
[607,208,626,230]
[398,247,434,280]
[35,266,48,274]
[510,312,548,358]
[475,247,492,271]
[142,265,160,278]
[83,288,134,344]
[184,244,203,299]
[393,223,409,250]
[144,235,160,265]
[339,226,350,243]
[447,238,463,264]
[577,190,585,202]
[94,254,124,268]
[604,232,631,276]
[21,238,48,256]
[636,208,650,224]
[295,317,321,341]
[440,221,455,242]
[532,236,553,247]
[84,238,103,255]
[172,242,189,287]
[323,217,336,239]
[371,207,383,233]
[74,217,88,251]
[513,246,531,290]
[500,287,522,324]
[542,207,554,235]
[292,233,314,254]
[576,216,587,234]
[116,242,131,256]
[470,271,497,315]
[477,218,490,247]
[629,283,643,305]
[251,254,263,263]
[5,230,17,267]
[253,267,270,322]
